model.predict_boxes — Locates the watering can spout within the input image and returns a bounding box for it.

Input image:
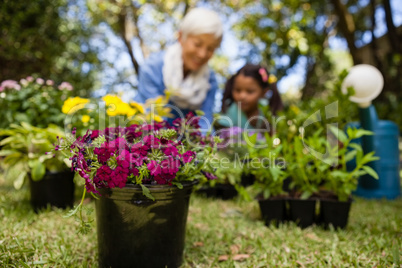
[342,64,383,155]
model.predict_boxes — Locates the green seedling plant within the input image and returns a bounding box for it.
[244,132,288,200]
[326,126,379,201]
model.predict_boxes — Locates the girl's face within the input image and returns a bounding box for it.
[232,74,267,114]
[179,33,220,73]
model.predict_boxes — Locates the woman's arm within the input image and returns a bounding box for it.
[135,54,165,103]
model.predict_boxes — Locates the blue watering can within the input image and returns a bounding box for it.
[342,64,401,199]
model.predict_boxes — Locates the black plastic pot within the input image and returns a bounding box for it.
[288,198,316,228]
[240,173,255,187]
[319,199,352,229]
[196,183,238,200]
[95,181,197,268]
[258,198,287,226]
[29,171,75,212]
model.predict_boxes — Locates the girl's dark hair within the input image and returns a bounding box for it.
[221,63,283,115]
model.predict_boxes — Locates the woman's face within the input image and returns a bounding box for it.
[179,33,220,73]
[232,74,267,114]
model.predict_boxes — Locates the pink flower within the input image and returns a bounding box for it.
[0,80,21,91]
[46,79,54,86]
[58,82,73,91]
[259,68,268,82]
[36,78,44,85]
[26,76,34,82]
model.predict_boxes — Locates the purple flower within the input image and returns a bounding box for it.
[131,142,149,157]
[219,127,243,140]
[94,142,114,164]
[141,122,166,132]
[94,165,113,188]
[109,166,128,188]
[201,171,217,180]
[182,151,196,163]
[162,143,179,157]
[116,150,131,169]
[143,135,160,149]
[147,160,162,177]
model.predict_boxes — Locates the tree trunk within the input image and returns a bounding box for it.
[118,11,140,75]
[330,0,361,64]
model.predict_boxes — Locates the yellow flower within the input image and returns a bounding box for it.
[290,104,300,115]
[269,74,278,84]
[146,113,163,122]
[119,102,136,117]
[102,95,126,117]
[62,97,90,114]
[130,101,145,114]
[81,115,90,123]
[102,95,123,106]
[145,95,173,118]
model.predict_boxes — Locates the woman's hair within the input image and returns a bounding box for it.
[179,8,223,42]
[221,64,283,115]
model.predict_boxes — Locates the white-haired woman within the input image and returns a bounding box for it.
[135,8,223,130]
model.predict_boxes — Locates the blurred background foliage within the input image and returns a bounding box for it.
[0,0,401,130]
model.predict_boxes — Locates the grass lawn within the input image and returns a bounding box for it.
[0,177,401,267]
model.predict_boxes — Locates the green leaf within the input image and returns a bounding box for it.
[349,143,362,151]
[140,184,155,201]
[329,126,347,143]
[300,191,312,200]
[13,171,27,190]
[344,150,357,162]
[331,170,348,179]
[31,161,46,181]
[353,129,374,139]
[362,166,379,179]
[172,182,183,189]
[195,110,205,116]
[0,150,17,156]
[63,204,81,218]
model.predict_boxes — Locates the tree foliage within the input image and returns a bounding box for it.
[0,0,102,97]
[227,0,401,104]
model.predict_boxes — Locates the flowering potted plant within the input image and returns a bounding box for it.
[0,77,74,129]
[0,123,74,211]
[55,112,219,267]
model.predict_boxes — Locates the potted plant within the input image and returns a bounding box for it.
[317,126,379,229]
[196,126,250,199]
[54,112,219,268]
[0,122,74,211]
[197,152,243,200]
[0,77,74,129]
[283,128,334,228]
[242,130,289,226]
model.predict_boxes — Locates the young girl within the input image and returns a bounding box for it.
[218,64,283,130]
